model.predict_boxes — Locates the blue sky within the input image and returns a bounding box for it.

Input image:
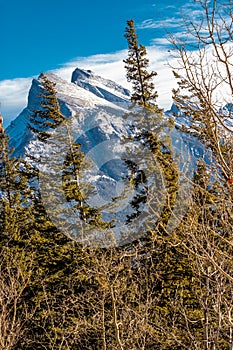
[1,0,200,125]
[1,0,190,80]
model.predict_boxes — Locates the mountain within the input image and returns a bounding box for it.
[6,68,130,157]
[71,67,130,104]
[5,68,202,246]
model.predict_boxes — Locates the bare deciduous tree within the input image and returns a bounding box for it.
[0,252,35,350]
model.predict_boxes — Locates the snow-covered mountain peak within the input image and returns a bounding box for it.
[6,69,130,157]
[71,67,130,104]
[37,71,127,112]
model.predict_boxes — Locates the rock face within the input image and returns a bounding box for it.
[6,68,130,157]
[71,68,130,104]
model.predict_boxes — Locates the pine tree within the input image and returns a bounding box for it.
[124,19,161,113]
[29,74,113,246]
[29,73,66,141]
[123,20,179,232]
[62,137,114,232]
[0,130,34,244]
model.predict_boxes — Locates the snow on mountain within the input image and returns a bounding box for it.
[71,68,130,105]
[5,68,203,246]
[6,68,130,157]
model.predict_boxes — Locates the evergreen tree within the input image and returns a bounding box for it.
[124,19,161,113]
[123,20,179,232]
[0,130,34,245]
[29,73,66,141]
[62,136,114,233]
[29,74,113,244]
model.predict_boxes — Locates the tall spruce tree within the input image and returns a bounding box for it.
[123,20,179,231]
[29,73,66,141]
[29,74,113,244]
[124,19,161,113]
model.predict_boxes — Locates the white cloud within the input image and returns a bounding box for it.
[0,77,33,127]
[0,48,178,127]
[151,38,171,46]
[138,18,184,30]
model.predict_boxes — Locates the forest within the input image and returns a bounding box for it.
[1,1,233,349]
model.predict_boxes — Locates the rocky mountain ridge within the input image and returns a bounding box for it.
[6,68,130,157]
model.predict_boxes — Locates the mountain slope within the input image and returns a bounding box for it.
[6,68,130,157]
